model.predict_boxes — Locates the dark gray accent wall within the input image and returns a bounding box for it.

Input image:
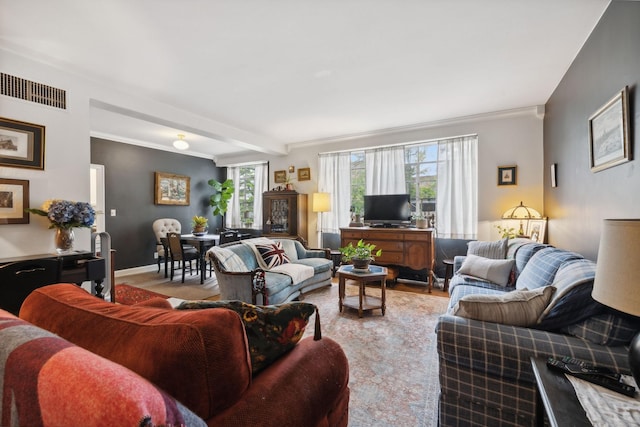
[91,138,225,270]
[544,1,640,260]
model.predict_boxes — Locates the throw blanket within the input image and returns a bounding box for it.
[269,263,315,284]
[242,238,315,284]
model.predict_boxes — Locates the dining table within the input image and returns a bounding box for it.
[161,234,219,284]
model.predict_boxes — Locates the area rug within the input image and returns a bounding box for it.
[115,270,220,301]
[301,284,449,427]
[115,283,168,305]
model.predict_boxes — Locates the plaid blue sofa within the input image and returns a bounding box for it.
[436,240,639,427]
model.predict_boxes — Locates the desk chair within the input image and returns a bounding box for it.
[166,232,200,283]
[0,258,62,315]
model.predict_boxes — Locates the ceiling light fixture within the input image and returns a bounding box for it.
[173,134,189,150]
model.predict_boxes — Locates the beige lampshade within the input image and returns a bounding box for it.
[592,219,640,317]
[501,201,542,220]
[312,192,331,213]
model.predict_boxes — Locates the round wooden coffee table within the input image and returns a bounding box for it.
[337,264,388,318]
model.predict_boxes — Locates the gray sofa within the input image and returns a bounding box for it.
[436,239,640,427]
[207,237,333,305]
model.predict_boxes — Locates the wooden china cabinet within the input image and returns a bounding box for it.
[262,191,308,243]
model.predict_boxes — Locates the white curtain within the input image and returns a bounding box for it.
[225,166,241,229]
[252,163,268,230]
[436,135,478,239]
[318,152,352,234]
[365,146,406,195]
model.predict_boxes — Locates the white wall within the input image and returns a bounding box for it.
[220,108,545,247]
[1,50,94,256]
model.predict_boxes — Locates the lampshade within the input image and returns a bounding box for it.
[592,219,640,317]
[312,192,331,213]
[173,134,189,150]
[501,201,542,220]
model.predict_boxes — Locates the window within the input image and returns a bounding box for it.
[236,166,256,227]
[348,142,438,221]
[226,162,268,229]
[404,143,437,219]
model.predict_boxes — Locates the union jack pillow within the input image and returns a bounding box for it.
[255,241,290,269]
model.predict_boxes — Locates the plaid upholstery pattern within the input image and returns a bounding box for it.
[515,247,583,290]
[561,312,640,346]
[436,314,630,427]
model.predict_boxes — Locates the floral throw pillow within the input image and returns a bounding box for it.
[255,241,290,269]
[176,300,318,375]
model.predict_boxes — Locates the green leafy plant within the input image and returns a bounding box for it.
[339,239,382,261]
[208,178,234,216]
[496,225,516,239]
[192,215,208,227]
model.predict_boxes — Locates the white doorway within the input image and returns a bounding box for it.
[90,164,106,232]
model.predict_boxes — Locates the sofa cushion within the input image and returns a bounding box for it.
[295,256,333,274]
[1,310,205,427]
[254,240,291,269]
[560,312,640,346]
[516,247,583,290]
[452,286,555,327]
[536,259,603,329]
[467,238,508,259]
[20,284,252,421]
[513,242,548,281]
[176,300,317,374]
[209,246,250,272]
[457,254,515,286]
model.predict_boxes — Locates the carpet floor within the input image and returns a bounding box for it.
[115,269,219,301]
[115,276,449,426]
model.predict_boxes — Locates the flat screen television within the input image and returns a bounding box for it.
[363,194,412,227]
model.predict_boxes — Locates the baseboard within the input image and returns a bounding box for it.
[115,264,158,278]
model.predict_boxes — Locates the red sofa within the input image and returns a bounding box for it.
[5,283,349,426]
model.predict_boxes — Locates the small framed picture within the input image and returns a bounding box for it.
[526,219,547,244]
[274,170,287,183]
[154,172,190,205]
[298,167,311,181]
[0,117,46,170]
[497,166,517,186]
[589,86,631,172]
[0,178,30,224]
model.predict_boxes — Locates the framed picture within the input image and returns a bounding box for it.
[298,167,311,181]
[0,117,45,170]
[154,172,190,205]
[0,178,29,224]
[274,170,287,183]
[526,219,547,244]
[497,166,517,186]
[589,86,631,172]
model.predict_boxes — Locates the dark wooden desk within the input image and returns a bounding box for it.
[530,357,591,427]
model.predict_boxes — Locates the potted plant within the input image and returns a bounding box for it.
[191,215,208,235]
[412,212,429,229]
[339,239,382,272]
[208,178,234,230]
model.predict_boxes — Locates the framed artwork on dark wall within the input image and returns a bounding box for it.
[274,170,287,183]
[0,117,45,170]
[497,166,517,186]
[0,178,29,224]
[154,172,190,205]
[589,86,631,173]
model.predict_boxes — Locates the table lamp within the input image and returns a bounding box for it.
[591,219,640,386]
[501,201,542,236]
[312,192,331,248]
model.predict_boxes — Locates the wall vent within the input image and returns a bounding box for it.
[1,73,66,109]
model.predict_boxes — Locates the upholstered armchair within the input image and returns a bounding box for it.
[152,218,183,277]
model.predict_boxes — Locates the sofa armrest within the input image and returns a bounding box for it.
[453,255,466,273]
[209,337,349,427]
[436,314,630,383]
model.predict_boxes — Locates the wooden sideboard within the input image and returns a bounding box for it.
[340,227,436,291]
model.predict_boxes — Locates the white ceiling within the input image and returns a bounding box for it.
[0,0,610,160]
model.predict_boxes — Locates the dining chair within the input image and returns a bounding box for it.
[153,218,195,278]
[0,258,62,315]
[166,232,200,283]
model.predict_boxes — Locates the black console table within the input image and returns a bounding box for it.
[0,251,106,314]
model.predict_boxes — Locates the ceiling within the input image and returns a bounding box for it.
[0,0,610,160]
